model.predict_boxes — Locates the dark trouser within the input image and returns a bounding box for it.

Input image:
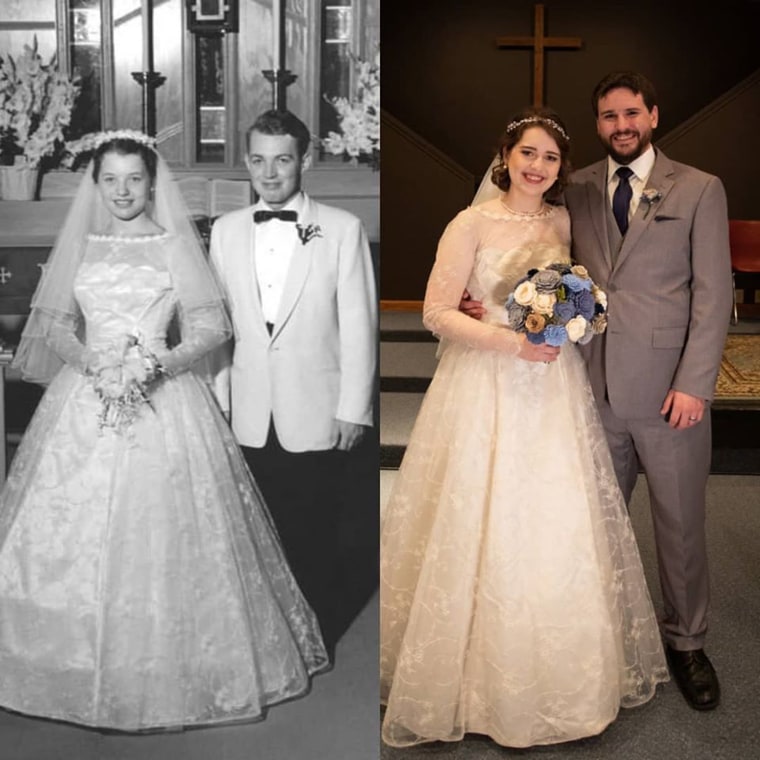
[241,424,350,648]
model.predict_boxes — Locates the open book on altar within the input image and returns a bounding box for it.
[176,176,252,221]
[176,176,251,246]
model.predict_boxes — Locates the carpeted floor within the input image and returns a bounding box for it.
[715,333,760,404]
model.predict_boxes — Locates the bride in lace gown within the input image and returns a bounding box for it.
[380,109,668,748]
[0,133,328,731]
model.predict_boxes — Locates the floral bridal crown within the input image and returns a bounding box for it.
[61,130,157,166]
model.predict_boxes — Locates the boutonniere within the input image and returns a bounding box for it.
[640,188,662,219]
[296,223,323,245]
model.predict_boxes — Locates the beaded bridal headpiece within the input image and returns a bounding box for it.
[505,117,570,141]
[61,130,157,167]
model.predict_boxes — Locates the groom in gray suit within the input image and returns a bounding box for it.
[564,71,731,711]
[209,110,377,648]
[462,71,732,710]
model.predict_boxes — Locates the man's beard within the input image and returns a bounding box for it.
[601,128,652,165]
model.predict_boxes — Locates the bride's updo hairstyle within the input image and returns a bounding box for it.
[92,136,158,183]
[490,106,572,202]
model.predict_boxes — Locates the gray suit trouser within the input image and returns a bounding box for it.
[597,397,712,651]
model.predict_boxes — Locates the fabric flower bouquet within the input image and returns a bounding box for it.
[505,263,608,346]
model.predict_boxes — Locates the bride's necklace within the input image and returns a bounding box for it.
[500,198,545,217]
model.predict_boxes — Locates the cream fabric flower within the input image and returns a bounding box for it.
[514,281,537,306]
[533,292,557,316]
[566,316,588,342]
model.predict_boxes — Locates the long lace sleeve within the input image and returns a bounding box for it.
[422,211,521,354]
[155,303,230,376]
[44,310,93,375]
[155,235,232,378]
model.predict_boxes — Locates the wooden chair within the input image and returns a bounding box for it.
[729,219,760,324]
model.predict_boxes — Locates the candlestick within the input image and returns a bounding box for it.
[272,0,281,70]
[142,0,154,73]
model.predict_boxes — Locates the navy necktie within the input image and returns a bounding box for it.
[253,209,298,223]
[612,167,634,235]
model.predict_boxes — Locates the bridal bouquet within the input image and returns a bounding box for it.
[90,333,164,434]
[505,263,608,346]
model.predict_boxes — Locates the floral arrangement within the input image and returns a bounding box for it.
[322,50,379,170]
[90,333,164,434]
[296,222,322,245]
[505,263,608,346]
[0,36,80,168]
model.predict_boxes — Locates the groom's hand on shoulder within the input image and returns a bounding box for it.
[459,289,486,320]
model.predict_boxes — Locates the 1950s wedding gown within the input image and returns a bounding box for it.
[0,232,328,731]
[380,199,669,748]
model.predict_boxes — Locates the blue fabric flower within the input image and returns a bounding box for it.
[544,325,568,346]
[553,301,576,324]
[572,290,596,320]
[526,331,546,345]
[562,273,593,292]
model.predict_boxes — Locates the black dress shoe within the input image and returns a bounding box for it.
[665,645,720,711]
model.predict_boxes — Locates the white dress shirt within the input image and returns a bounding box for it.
[607,146,656,225]
[253,193,304,324]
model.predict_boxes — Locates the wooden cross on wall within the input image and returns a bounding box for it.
[496,4,582,106]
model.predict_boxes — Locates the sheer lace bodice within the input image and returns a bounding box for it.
[422,199,571,353]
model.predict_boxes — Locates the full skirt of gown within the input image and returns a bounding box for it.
[380,338,669,748]
[0,364,329,731]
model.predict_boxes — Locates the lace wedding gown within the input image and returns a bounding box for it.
[0,232,328,731]
[380,199,668,748]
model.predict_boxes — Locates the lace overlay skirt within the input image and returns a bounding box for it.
[380,341,668,748]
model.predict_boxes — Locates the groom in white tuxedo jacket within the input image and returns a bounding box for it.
[209,110,377,645]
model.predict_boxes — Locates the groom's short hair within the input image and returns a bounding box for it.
[246,110,312,158]
[591,71,658,115]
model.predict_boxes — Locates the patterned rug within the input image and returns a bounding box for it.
[715,334,760,405]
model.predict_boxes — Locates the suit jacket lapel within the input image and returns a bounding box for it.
[586,160,614,270]
[247,212,270,340]
[271,194,317,339]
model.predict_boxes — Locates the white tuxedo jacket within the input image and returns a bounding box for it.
[209,193,377,451]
